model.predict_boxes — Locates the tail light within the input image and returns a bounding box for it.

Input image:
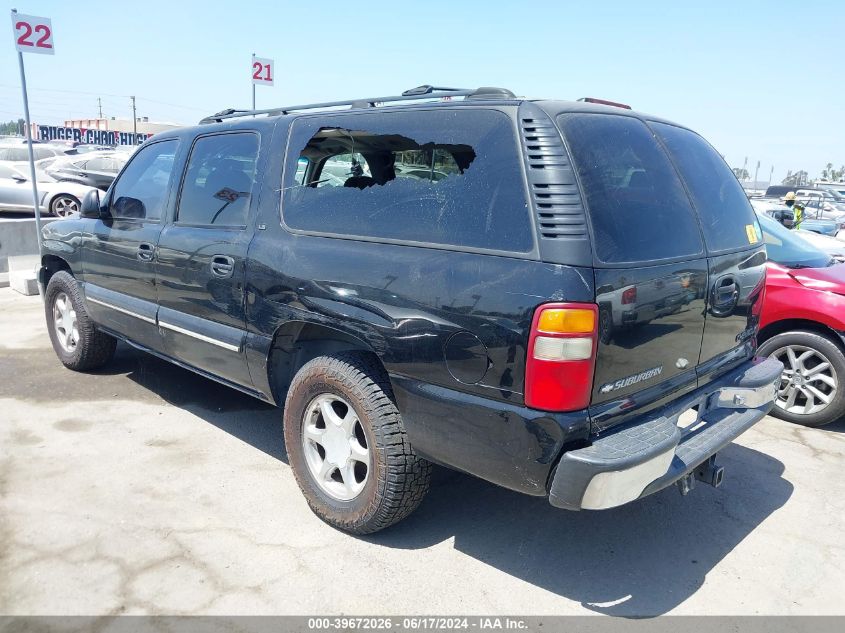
[621,287,637,304]
[525,303,599,412]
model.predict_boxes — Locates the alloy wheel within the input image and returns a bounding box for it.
[52,292,79,353]
[771,344,837,415]
[301,394,371,501]
[52,196,79,217]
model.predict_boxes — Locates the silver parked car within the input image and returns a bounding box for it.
[0,162,99,217]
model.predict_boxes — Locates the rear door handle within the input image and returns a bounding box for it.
[137,242,154,262]
[210,255,235,278]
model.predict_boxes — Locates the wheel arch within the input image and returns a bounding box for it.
[265,320,389,406]
[758,318,845,352]
[41,254,72,286]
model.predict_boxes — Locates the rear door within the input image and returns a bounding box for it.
[651,122,766,382]
[558,113,709,430]
[154,130,260,388]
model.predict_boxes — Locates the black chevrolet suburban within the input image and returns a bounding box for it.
[39,85,782,534]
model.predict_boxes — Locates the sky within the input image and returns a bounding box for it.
[1,0,843,183]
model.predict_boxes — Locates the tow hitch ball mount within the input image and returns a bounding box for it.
[677,455,725,496]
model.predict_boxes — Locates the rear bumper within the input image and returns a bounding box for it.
[548,356,783,510]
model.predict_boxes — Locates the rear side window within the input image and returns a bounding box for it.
[652,122,759,252]
[558,113,703,264]
[282,109,533,253]
[177,133,258,227]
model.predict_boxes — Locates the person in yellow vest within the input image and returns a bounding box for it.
[784,191,804,229]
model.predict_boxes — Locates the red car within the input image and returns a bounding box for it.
[757,212,845,427]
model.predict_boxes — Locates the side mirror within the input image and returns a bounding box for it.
[11,174,27,183]
[79,189,102,219]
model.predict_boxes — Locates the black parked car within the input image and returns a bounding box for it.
[764,185,801,198]
[38,85,782,534]
[44,152,127,191]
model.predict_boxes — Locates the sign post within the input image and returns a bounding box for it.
[251,54,274,111]
[10,9,54,280]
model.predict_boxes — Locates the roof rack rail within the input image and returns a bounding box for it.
[198,85,517,124]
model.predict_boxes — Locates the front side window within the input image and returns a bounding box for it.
[109,139,177,221]
[177,133,258,227]
[652,122,760,253]
[558,113,704,264]
[283,109,533,253]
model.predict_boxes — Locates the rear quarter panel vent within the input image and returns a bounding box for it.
[518,103,592,266]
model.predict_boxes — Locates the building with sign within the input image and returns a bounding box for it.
[28,117,181,147]
[64,117,179,136]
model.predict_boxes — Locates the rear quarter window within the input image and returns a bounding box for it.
[557,113,704,264]
[652,122,760,252]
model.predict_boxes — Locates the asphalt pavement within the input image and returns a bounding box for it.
[1,287,844,616]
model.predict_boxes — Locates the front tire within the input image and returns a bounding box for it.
[45,271,116,371]
[283,352,431,534]
[49,194,80,218]
[758,330,845,427]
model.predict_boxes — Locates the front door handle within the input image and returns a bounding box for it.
[210,255,235,278]
[137,242,154,262]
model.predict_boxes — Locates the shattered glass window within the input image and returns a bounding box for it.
[282,109,533,253]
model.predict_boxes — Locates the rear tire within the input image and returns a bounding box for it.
[45,271,116,371]
[283,352,431,534]
[758,330,845,427]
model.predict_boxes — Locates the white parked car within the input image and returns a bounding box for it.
[794,229,845,262]
[0,142,67,162]
[0,162,98,217]
[795,188,845,214]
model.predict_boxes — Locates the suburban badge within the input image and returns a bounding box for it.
[599,366,664,394]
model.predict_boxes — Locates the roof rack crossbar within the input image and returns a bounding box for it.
[198,86,515,124]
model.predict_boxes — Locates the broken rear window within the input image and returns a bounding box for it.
[281,109,533,253]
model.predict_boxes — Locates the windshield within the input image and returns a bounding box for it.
[757,212,833,268]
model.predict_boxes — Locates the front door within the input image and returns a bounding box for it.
[155,131,260,388]
[81,139,180,351]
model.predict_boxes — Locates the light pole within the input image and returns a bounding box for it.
[131,95,137,140]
